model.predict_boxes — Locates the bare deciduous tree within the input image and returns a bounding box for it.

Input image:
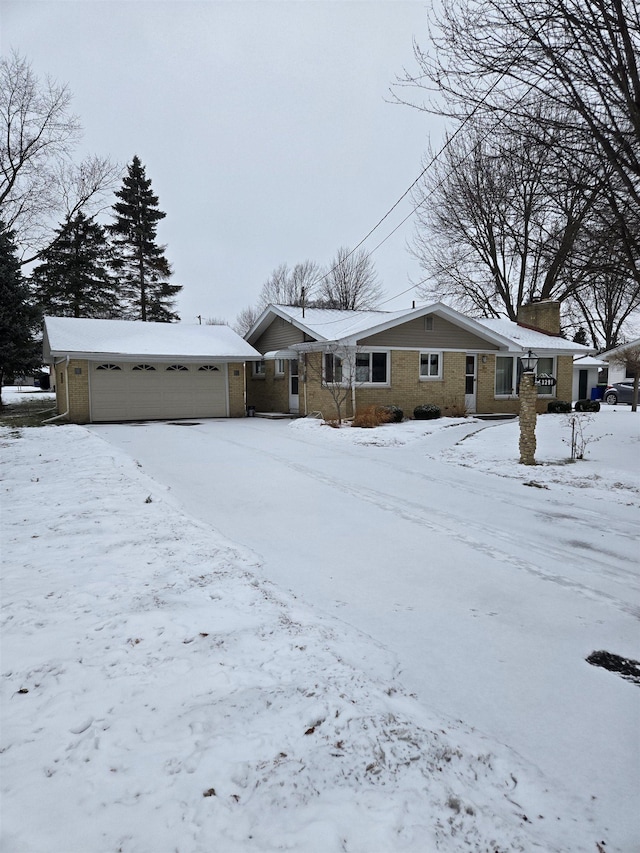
[413,115,604,319]
[233,304,261,336]
[394,0,639,207]
[317,246,383,310]
[258,260,321,308]
[0,51,119,262]
[302,344,363,424]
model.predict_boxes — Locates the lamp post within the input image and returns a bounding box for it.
[519,350,539,465]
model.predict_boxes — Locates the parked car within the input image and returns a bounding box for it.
[603,381,636,405]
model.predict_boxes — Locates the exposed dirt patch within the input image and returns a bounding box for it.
[586,650,640,685]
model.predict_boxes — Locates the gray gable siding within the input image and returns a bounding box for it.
[254,317,306,354]
[359,315,499,350]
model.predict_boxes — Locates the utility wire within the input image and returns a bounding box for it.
[304,11,556,302]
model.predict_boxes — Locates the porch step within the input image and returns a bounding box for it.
[474,413,518,420]
[253,412,299,419]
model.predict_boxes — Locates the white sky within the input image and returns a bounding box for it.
[2,1,442,325]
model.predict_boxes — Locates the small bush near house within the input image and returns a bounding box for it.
[352,405,395,428]
[442,400,467,418]
[547,400,572,414]
[574,398,601,412]
[413,403,441,420]
[379,404,403,423]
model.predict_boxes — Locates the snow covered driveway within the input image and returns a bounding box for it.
[2,407,638,851]
[88,412,639,849]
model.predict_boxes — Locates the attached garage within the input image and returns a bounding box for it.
[89,361,229,421]
[43,316,262,424]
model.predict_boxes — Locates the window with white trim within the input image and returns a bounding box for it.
[252,360,266,377]
[535,356,556,395]
[494,355,556,396]
[495,356,516,396]
[419,351,441,379]
[355,352,388,384]
[198,365,220,371]
[96,363,122,370]
[166,364,188,371]
[275,358,286,376]
[132,364,156,371]
[323,353,343,384]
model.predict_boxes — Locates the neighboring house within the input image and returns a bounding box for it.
[43,316,262,423]
[598,338,640,384]
[572,355,607,401]
[244,300,591,418]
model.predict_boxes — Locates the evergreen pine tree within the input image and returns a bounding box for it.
[30,212,119,318]
[109,156,181,322]
[0,223,41,403]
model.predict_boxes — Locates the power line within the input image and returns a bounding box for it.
[304,12,555,299]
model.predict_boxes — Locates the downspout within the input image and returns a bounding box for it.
[43,357,70,423]
[243,362,247,413]
[350,347,356,418]
[303,353,308,416]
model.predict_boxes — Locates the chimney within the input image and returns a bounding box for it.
[517,300,561,336]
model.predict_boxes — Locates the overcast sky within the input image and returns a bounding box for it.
[2,1,444,326]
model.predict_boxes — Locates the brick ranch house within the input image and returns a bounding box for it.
[43,316,261,423]
[244,300,592,418]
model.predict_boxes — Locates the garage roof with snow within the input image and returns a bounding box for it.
[43,316,262,362]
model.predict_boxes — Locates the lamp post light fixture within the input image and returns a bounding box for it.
[521,349,539,373]
[519,349,538,465]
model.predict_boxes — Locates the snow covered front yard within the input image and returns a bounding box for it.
[2,398,638,852]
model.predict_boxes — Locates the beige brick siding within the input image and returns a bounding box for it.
[227,363,246,417]
[246,349,576,418]
[55,359,90,423]
[246,360,290,413]
[477,353,574,414]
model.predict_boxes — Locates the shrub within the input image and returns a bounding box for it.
[575,398,601,412]
[547,399,572,414]
[379,404,403,423]
[413,403,441,420]
[442,401,467,417]
[352,405,395,428]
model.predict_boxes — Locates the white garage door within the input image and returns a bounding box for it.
[90,362,228,422]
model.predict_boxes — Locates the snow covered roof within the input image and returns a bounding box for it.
[247,303,593,354]
[573,355,607,367]
[599,337,640,361]
[260,305,411,341]
[43,316,262,361]
[476,318,592,353]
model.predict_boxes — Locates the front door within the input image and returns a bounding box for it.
[289,359,299,414]
[465,355,477,413]
[578,369,588,400]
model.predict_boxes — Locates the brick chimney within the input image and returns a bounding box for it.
[517,300,561,336]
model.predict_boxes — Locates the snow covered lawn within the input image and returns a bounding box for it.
[2,400,638,852]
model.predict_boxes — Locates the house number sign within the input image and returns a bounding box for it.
[535,374,557,387]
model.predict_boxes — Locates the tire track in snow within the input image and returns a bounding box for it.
[219,433,640,620]
[271,420,639,544]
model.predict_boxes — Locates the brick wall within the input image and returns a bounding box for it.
[246,360,290,413]
[477,353,574,414]
[227,363,246,417]
[56,359,90,423]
